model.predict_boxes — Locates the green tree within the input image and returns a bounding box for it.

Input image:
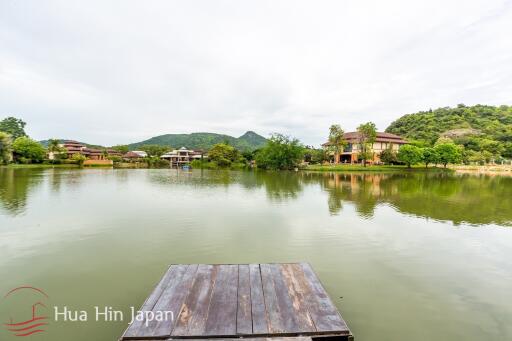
[327,124,346,161]
[434,143,462,167]
[71,153,87,166]
[208,143,242,167]
[111,145,129,154]
[0,117,27,140]
[397,145,423,168]
[421,147,439,168]
[357,122,377,167]
[138,144,171,157]
[0,132,12,164]
[379,147,397,165]
[12,137,46,163]
[255,134,304,170]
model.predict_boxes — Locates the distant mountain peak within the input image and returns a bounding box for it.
[128,131,267,151]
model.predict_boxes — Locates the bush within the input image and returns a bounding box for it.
[397,145,423,168]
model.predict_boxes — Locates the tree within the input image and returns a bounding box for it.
[379,147,397,165]
[71,153,87,166]
[47,138,66,159]
[12,137,46,163]
[327,124,346,162]
[0,131,12,164]
[434,143,461,167]
[111,145,129,154]
[255,134,304,170]
[208,143,242,167]
[0,117,27,140]
[138,144,171,157]
[357,122,377,167]
[421,147,439,168]
[397,145,423,168]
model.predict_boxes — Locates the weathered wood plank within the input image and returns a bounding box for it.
[249,264,269,334]
[296,263,349,333]
[204,264,239,335]
[146,264,199,337]
[171,264,217,336]
[237,264,252,334]
[260,264,286,333]
[273,264,315,333]
[123,264,188,338]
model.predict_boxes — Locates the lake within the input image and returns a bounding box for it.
[0,168,511,341]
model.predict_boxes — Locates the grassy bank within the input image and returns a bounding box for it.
[304,164,453,172]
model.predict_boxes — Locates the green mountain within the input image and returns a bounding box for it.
[128,131,267,151]
[386,104,512,158]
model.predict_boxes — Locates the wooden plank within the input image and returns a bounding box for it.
[204,264,239,335]
[237,264,252,334]
[249,264,269,334]
[273,264,315,333]
[143,264,199,337]
[123,264,188,338]
[260,264,286,333]
[171,264,218,336]
[295,263,349,333]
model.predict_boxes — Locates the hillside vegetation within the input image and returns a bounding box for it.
[386,104,512,158]
[128,131,267,151]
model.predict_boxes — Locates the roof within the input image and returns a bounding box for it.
[323,131,406,146]
[123,151,144,158]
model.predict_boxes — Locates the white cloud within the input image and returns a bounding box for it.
[1,0,511,146]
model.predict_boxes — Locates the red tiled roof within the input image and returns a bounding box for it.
[323,132,406,146]
[123,151,143,158]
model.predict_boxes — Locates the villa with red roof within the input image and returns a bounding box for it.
[322,132,407,164]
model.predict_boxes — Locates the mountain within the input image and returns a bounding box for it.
[385,104,512,157]
[128,131,267,151]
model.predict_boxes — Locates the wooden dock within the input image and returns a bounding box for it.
[121,263,353,341]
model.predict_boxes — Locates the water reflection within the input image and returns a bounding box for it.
[1,168,511,226]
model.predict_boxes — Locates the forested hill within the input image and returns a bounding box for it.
[385,104,512,157]
[128,131,267,151]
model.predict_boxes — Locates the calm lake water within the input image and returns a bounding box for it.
[0,168,511,341]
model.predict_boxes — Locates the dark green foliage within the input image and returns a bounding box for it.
[304,148,327,164]
[208,143,244,167]
[111,145,129,154]
[0,117,27,140]
[379,148,398,165]
[386,104,512,158]
[397,145,423,168]
[255,134,304,170]
[12,137,46,163]
[128,131,267,151]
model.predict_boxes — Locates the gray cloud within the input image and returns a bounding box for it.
[1,0,511,146]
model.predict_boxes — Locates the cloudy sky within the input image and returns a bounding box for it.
[1,0,511,146]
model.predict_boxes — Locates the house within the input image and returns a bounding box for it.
[57,141,105,160]
[122,151,147,161]
[48,141,121,164]
[160,147,205,168]
[323,132,407,164]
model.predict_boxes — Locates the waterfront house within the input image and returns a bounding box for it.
[160,147,205,168]
[48,141,121,165]
[122,151,147,161]
[323,132,407,164]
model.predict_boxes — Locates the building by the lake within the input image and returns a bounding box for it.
[323,132,407,164]
[48,140,122,165]
[160,147,205,168]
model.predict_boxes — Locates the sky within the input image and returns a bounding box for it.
[1,0,512,147]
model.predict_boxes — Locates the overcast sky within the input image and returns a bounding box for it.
[1,0,511,146]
